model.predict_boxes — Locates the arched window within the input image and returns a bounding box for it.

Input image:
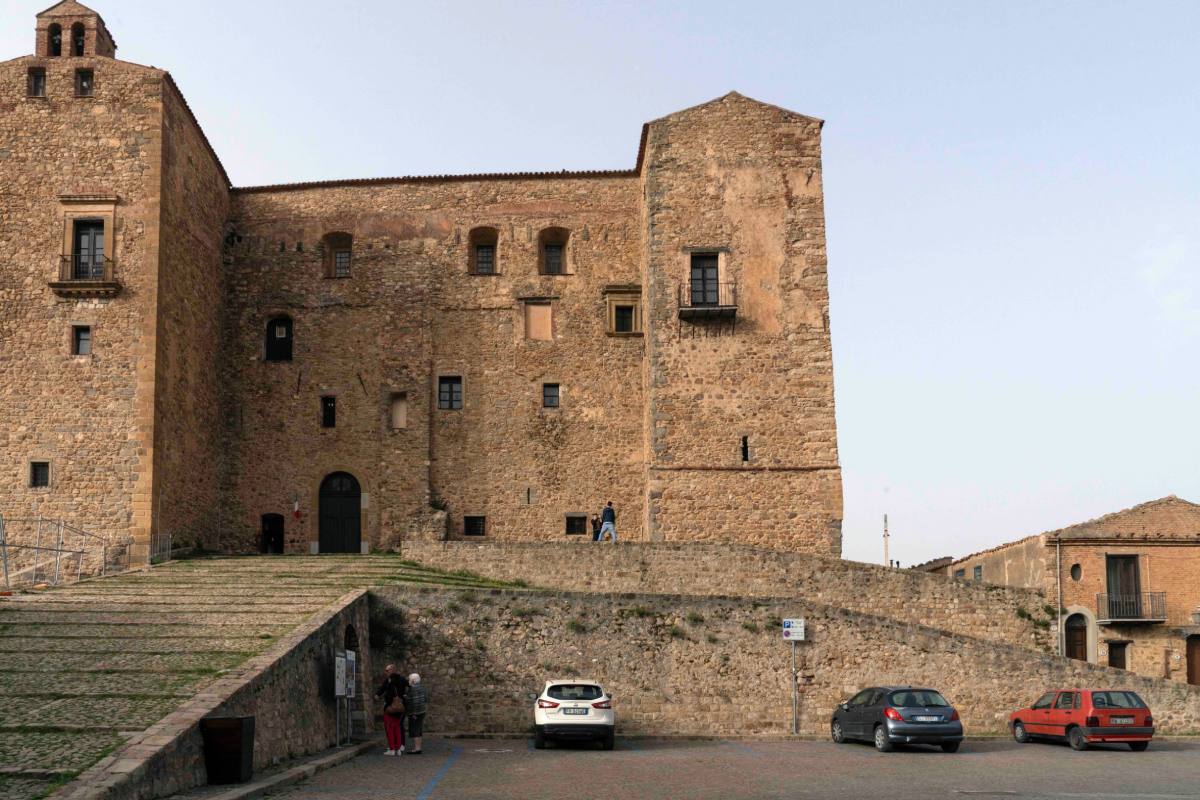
[322,232,353,278]
[538,227,570,275]
[48,24,62,57]
[468,227,499,275]
[71,23,85,56]
[265,316,293,362]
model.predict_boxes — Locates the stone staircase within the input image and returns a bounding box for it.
[0,555,516,800]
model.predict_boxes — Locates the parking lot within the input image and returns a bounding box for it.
[270,737,1200,800]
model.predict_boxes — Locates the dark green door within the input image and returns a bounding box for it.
[319,472,361,554]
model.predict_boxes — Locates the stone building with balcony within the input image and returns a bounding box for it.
[945,496,1200,685]
[0,3,842,560]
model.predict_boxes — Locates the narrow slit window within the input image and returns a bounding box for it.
[464,516,486,537]
[72,326,92,355]
[321,396,337,428]
[542,383,560,408]
[741,435,749,462]
[30,461,51,488]
[438,376,463,410]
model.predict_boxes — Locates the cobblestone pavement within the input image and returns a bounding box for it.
[267,737,1200,800]
[0,556,520,800]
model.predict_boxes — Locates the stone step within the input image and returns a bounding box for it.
[1,650,250,672]
[0,671,205,696]
[0,635,275,654]
[0,730,127,773]
[0,696,182,729]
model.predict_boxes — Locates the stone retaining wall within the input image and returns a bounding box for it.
[400,542,1054,651]
[369,586,1200,737]
[57,591,373,800]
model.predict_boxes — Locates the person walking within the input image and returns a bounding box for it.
[405,673,429,755]
[374,664,407,755]
[590,514,602,542]
[599,501,617,542]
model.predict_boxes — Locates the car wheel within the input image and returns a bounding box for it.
[831,720,845,744]
[940,742,960,753]
[1068,727,1088,751]
[601,732,615,751]
[1128,741,1149,752]
[1012,721,1029,744]
[534,728,547,750]
[873,725,893,753]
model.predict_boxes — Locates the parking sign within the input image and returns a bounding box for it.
[782,618,806,641]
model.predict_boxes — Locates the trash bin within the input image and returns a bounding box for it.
[199,716,255,784]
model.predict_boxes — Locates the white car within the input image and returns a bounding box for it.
[533,679,615,750]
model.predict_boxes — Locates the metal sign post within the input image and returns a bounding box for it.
[782,619,806,736]
[334,652,347,746]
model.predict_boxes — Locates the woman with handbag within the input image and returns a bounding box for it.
[374,664,408,755]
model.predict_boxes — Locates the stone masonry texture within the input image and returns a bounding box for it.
[1,3,842,558]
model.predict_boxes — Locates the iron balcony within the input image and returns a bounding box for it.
[1096,592,1167,625]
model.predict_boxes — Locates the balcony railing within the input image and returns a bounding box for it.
[1096,592,1167,624]
[679,280,737,320]
[50,255,120,297]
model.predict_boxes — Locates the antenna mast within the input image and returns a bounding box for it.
[883,513,890,567]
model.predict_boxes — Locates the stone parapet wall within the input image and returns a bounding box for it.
[400,542,1053,650]
[370,586,1200,737]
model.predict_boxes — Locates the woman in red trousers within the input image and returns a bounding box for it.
[374,663,408,755]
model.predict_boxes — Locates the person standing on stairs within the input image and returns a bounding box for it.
[375,664,408,755]
[405,673,429,755]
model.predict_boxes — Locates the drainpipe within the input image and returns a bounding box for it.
[1056,535,1063,657]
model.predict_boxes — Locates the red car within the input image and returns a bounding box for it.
[1010,689,1153,751]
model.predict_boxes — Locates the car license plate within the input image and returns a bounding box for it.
[915,715,941,723]
[562,708,588,715]
[1111,716,1133,725]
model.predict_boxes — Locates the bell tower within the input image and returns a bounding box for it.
[36,1,117,59]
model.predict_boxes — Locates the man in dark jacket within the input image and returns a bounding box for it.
[599,501,617,542]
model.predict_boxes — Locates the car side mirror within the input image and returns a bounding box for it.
[840,702,849,711]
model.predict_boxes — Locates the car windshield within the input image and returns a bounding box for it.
[889,690,949,708]
[547,684,604,701]
[1091,691,1145,709]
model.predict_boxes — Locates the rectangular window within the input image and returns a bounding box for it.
[438,376,463,410]
[972,565,983,583]
[72,325,91,355]
[30,461,51,488]
[390,393,408,430]
[321,396,336,428]
[614,305,635,333]
[953,569,966,580]
[72,219,105,279]
[474,244,495,275]
[543,244,564,275]
[74,69,93,97]
[524,302,553,341]
[542,383,560,408]
[464,516,486,537]
[27,68,46,97]
[690,253,719,306]
[333,250,351,278]
[565,514,588,536]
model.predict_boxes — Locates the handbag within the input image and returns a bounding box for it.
[386,693,406,715]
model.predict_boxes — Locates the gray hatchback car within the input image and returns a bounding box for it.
[831,686,964,752]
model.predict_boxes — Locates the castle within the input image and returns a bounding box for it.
[1,2,842,556]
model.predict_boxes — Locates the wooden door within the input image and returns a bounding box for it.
[1188,637,1200,686]
[1105,555,1141,618]
[1065,615,1088,661]
[319,472,361,554]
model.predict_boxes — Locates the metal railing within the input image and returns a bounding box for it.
[0,516,134,589]
[1096,592,1167,623]
[59,254,114,282]
[680,280,738,309]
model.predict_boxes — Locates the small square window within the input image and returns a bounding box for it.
[321,396,336,428]
[27,69,46,97]
[565,514,588,536]
[333,250,351,278]
[74,69,93,97]
[72,326,91,355]
[474,244,495,275]
[30,461,50,488]
[953,569,965,580]
[605,290,642,335]
[615,305,636,333]
[438,376,463,410]
[542,383,560,408]
[464,516,486,537]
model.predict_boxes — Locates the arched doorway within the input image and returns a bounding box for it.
[1065,614,1088,661]
[260,513,284,554]
[319,472,362,553]
[1188,636,1200,686]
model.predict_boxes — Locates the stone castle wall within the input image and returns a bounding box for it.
[370,585,1200,737]
[400,542,1054,650]
[0,52,164,545]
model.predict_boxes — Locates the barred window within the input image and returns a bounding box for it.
[30,461,50,488]
[475,244,495,274]
[334,250,351,278]
[464,516,486,536]
[542,383,560,408]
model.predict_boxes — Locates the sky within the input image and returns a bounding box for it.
[3,0,1197,565]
